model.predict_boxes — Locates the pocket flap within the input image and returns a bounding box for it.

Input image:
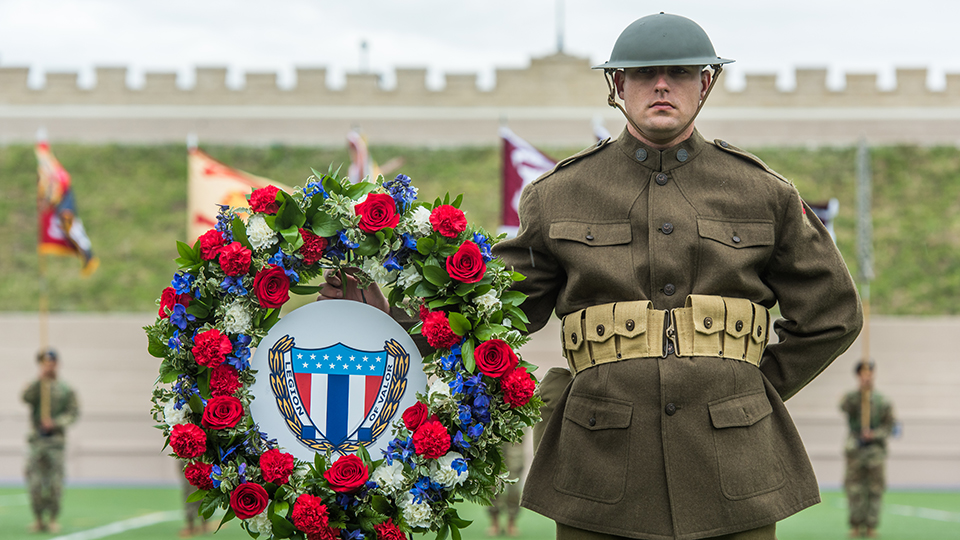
[698,218,774,249]
[751,305,770,344]
[723,297,754,338]
[614,300,651,338]
[687,294,725,334]
[550,221,632,246]
[709,391,773,428]
[585,303,616,343]
[562,313,584,352]
[565,394,633,431]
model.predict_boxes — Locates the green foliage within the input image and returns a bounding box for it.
[1,142,958,314]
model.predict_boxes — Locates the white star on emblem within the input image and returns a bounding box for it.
[376,356,383,362]
[329,363,335,369]
[362,356,368,362]
[355,364,362,370]
[310,354,316,360]
[297,353,303,359]
[324,355,329,360]
[302,363,308,368]
[369,365,376,371]
[342,363,348,369]
[336,355,342,361]
[316,363,322,368]
[349,355,355,361]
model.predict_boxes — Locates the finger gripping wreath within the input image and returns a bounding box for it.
[146,169,542,538]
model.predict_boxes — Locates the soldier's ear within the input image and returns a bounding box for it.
[614,70,626,99]
[700,70,712,99]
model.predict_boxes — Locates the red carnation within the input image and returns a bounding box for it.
[210,364,242,396]
[374,519,406,540]
[260,448,295,485]
[418,304,430,321]
[253,264,290,308]
[292,493,329,534]
[184,461,214,491]
[501,366,536,408]
[402,401,429,431]
[474,339,519,378]
[307,527,341,540]
[429,205,467,238]
[192,328,233,368]
[355,193,400,233]
[445,241,486,284]
[421,311,461,349]
[219,241,252,277]
[199,229,227,261]
[201,395,244,430]
[412,419,451,459]
[159,287,192,319]
[249,185,281,215]
[229,482,269,520]
[170,423,206,459]
[299,228,329,265]
[323,454,369,494]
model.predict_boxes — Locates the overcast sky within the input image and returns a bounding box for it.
[0,0,956,92]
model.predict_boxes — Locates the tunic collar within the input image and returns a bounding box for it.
[616,127,707,173]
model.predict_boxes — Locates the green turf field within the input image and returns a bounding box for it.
[1,487,957,540]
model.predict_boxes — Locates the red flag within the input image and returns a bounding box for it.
[36,141,99,276]
[499,127,556,236]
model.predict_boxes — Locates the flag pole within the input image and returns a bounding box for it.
[856,137,874,436]
[39,253,49,351]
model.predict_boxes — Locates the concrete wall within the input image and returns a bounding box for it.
[2,54,960,147]
[1,313,958,488]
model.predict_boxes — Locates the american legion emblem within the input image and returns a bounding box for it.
[248,300,425,460]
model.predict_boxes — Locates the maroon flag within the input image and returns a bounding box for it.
[499,127,556,236]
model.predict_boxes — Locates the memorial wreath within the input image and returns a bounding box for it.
[145,169,541,540]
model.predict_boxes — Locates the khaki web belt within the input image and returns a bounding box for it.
[560,295,771,376]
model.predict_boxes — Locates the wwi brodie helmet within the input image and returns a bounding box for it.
[594,13,734,143]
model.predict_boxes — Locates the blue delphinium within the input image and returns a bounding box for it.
[303,180,327,200]
[220,275,248,296]
[268,251,300,283]
[410,476,443,504]
[170,304,195,331]
[472,232,494,262]
[226,334,252,371]
[383,174,417,213]
[171,272,195,295]
[215,205,234,242]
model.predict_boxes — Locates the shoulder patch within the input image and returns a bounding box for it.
[535,138,610,182]
[713,139,793,185]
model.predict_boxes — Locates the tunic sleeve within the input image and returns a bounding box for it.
[760,188,863,400]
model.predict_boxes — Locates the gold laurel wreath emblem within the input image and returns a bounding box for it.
[268,336,410,456]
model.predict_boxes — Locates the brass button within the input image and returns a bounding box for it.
[736,320,744,332]
[677,149,688,162]
[571,332,578,344]
[732,235,741,244]
[635,148,647,162]
[703,317,713,329]
[625,319,635,331]
[596,324,605,336]
[655,173,669,186]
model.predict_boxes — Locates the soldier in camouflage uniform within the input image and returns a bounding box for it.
[22,349,79,533]
[487,440,526,536]
[840,360,895,538]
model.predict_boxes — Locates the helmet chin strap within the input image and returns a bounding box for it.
[604,65,724,147]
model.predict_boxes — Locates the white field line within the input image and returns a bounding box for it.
[0,493,28,506]
[50,510,180,540]
[886,504,960,523]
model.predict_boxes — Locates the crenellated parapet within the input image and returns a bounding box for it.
[3,53,959,108]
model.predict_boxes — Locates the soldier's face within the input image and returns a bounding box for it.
[615,66,710,147]
[40,358,58,379]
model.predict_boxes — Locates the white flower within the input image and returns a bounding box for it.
[371,460,407,494]
[362,257,391,284]
[410,206,433,236]
[397,265,422,289]
[350,193,369,216]
[246,214,279,251]
[222,301,252,334]
[400,492,434,529]
[428,378,452,401]
[429,452,468,488]
[246,509,272,536]
[163,399,189,426]
[473,290,501,314]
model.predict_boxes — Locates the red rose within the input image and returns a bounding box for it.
[445,241,486,284]
[229,482,268,520]
[192,328,233,368]
[210,364,242,396]
[323,454,369,494]
[374,519,406,540]
[249,185,281,214]
[201,395,244,430]
[429,205,467,238]
[158,287,192,319]
[292,493,329,534]
[402,401,429,431]
[474,339,519,378]
[170,423,206,459]
[412,419,451,459]
[299,228,329,265]
[355,193,400,233]
[253,265,290,308]
[184,461,214,491]
[421,311,461,349]
[260,448,295,485]
[219,241,252,277]
[501,366,536,408]
[199,229,226,261]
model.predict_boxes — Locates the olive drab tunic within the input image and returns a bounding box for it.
[494,129,863,540]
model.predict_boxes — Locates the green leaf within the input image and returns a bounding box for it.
[217,508,236,532]
[280,226,302,248]
[160,369,180,384]
[311,211,340,238]
[344,181,377,199]
[454,282,476,296]
[148,336,169,359]
[506,306,530,324]
[370,495,392,515]
[499,290,527,307]
[414,281,439,297]
[272,500,289,516]
[232,216,251,249]
[186,489,207,503]
[188,394,204,414]
[186,303,210,319]
[422,264,449,286]
[355,234,381,257]
[462,338,476,373]
[511,271,526,282]
[199,494,221,520]
[270,514,296,538]
[416,237,436,255]
[451,193,464,209]
[447,312,471,335]
[435,524,450,540]
[262,308,282,331]
[176,241,197,263]
[276,191,306,230]
[290,285,321,295]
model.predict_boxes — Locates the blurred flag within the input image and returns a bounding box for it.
[36,141,99,276]
[187,147,290,242]
[499,126,556,237]
[347,130,382,183]
[593,116,612,142]
[807,198,839,243]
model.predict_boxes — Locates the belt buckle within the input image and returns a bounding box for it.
[662,310,678,358]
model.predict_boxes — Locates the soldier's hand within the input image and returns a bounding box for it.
[860,430,875,443]
[40,418,56,434]
[317,268,390,315]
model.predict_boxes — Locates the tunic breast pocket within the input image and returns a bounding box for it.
[549,221,633,280]
[553,393,633,504]
[697,218,774,281]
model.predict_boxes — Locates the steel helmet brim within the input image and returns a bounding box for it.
[591,13,734,70]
